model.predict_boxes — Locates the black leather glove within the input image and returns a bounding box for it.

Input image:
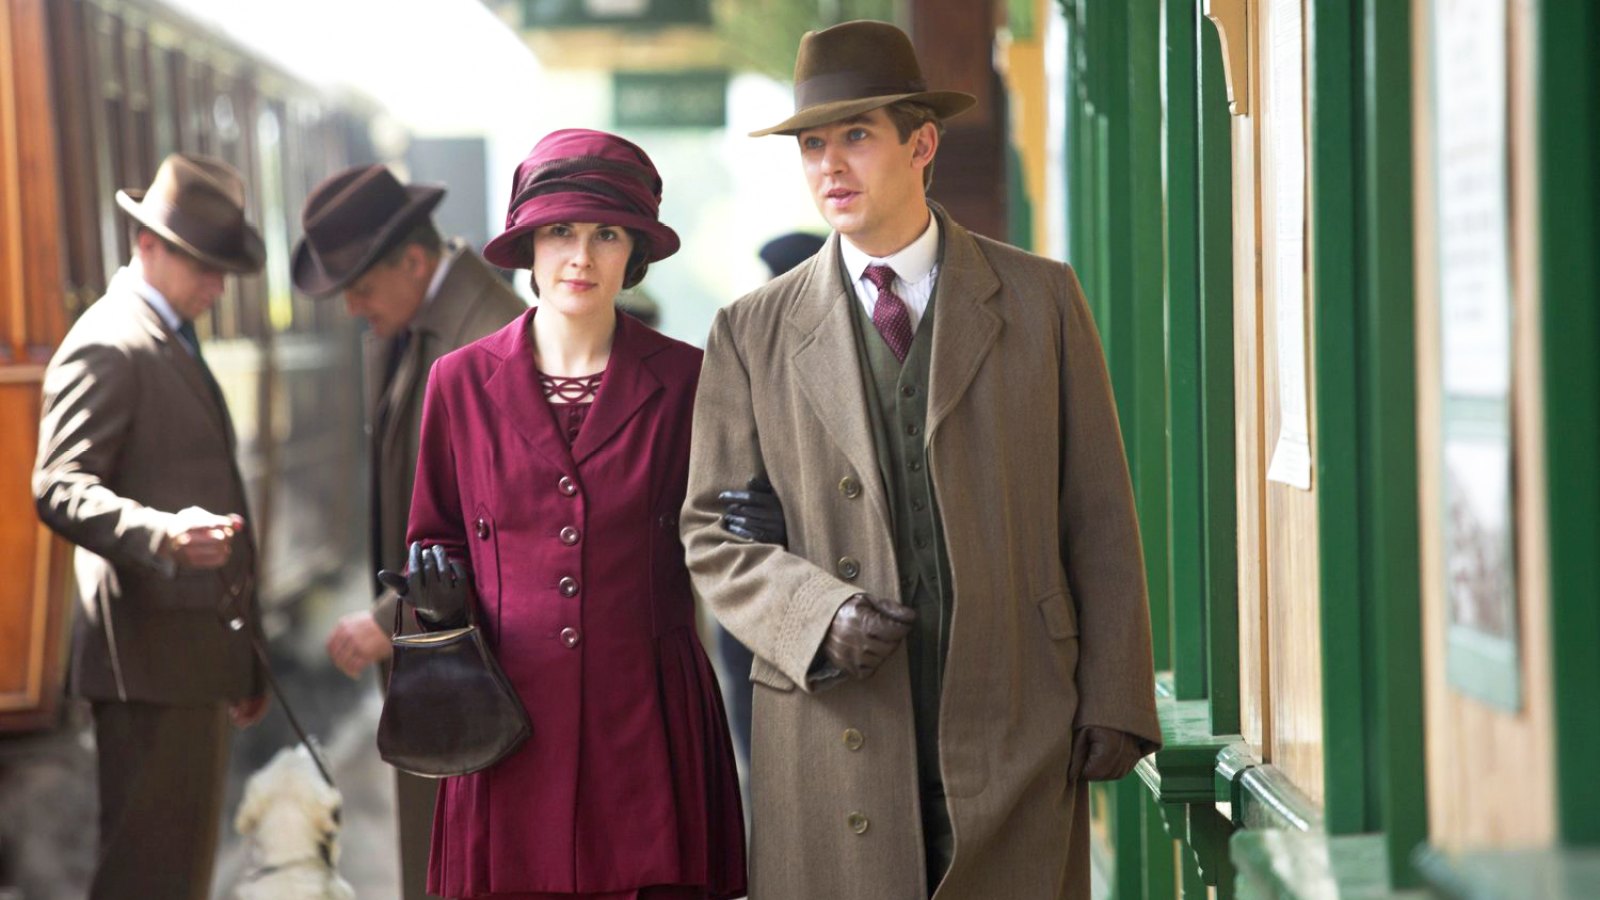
[1068,726,1146,783]
[719,474,788,546]
[377,542,474,627]
[821,593,917,680]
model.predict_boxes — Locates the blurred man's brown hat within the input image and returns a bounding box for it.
[115,153,265,273]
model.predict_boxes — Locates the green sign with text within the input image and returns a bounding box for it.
[613,71,728,129]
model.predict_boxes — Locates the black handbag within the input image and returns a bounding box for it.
[376,590,531,778]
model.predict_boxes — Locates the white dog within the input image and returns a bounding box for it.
[233,745,355,900]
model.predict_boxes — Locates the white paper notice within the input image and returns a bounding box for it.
[1434,0,1516,647]
[1265,0,1312,489]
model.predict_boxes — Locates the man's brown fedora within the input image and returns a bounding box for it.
[115,153,265,274]
[291,164,445,298]
[749,20,976,137]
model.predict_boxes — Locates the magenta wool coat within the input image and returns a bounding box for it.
[406,309,746,899]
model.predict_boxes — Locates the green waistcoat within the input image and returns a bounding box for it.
[846,264,956,823]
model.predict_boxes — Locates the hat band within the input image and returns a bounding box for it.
[142,198,246,261]
[794,71,928,111]
[511,178,655,223]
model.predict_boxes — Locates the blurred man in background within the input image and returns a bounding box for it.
[34,153,269,900]
[294,164,524,900]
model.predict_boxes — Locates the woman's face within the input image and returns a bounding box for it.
[529,222,634,319]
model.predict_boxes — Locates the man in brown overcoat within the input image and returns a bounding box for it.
[34,153,270,900]
[295,164,525,900]
[682,21,1163,899]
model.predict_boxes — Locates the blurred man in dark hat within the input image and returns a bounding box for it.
[683,20,1161,899]
[34,152,270,900]
[296,163,525,900]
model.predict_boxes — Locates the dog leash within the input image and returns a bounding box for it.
[216,570,337,788]
[244,633,337,787]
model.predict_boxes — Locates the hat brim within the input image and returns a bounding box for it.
[116,189,266,275]
[289,185,447,298]
[482,210,681,270]
[748,90,977,138]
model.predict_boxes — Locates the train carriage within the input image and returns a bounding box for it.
[0,0,382,732]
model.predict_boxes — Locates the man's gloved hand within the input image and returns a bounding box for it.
[822,593,918,680]
[719,474,788,546]
[1067,726,1146,784]
[377,542,474,627]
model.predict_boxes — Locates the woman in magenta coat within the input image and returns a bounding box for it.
[399,130,752,899]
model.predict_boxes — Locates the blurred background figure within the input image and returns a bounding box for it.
[295,163,525,900]
[617,288,663,328]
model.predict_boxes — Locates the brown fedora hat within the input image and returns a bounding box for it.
[115,153,265,274]
[291,164,445,298]
[749,20,976,137]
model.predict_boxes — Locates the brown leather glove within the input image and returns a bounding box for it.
[821,593,918,680]
[1067,726,1146,783]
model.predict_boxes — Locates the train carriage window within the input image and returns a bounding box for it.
[149,44,178,160]
[49,0,107,306]
[98,12,131,265]
[257,103,296,335]
[126,22,155,187]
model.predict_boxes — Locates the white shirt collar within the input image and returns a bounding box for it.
[114,264,184,333]
[839,209,940,286]
[422,241,463,307]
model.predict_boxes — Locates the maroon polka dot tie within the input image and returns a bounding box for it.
[864,264,913,364]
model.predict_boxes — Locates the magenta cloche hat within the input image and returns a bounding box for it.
[482,129,681,269]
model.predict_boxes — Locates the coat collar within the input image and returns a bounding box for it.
[784,204,1001,524]
[921,204,1002,438]
[483,307,668,471]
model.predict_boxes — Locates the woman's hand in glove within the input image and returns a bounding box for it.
[377,542,474,627]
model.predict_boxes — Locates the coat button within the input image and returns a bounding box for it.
[843,728,864,751]
[559,526,580,545]
[558,476,578,497]
[839,476,861,499]
[837,557,860,580]
[846,812,869,834]
[475,518,489,539]
[560,626,580,648]
[559,576,579,597]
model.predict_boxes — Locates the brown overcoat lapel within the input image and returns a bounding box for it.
[127,292,236,450]
[787,236,893,536]
[923,208,1002,439]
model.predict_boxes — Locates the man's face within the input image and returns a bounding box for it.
[798,108,935,256]
[138,233,227,321]
[341,245,430,339]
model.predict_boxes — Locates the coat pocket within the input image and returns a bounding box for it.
[749,654,797,692]
[1036,590,1079,640]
